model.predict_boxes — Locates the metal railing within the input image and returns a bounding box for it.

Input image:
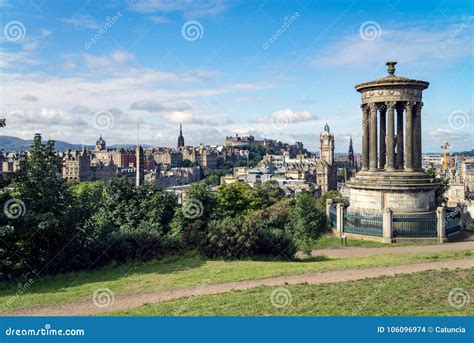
[329,205,337,229]
[393,212,437,238]
[445,209,461,236]
[343,210,383,237]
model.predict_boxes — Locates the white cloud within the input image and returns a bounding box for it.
[6,108,86,127]
[256,108,318,124]
[21,94,38,102]
[129,0,228,19]
[163,111,208,125]
[0,51,43,68]
[39,29,52,38]
[83,50,135,69]
[69,105,91,114]
[149,15,173,24]
[62,14,100,30]
[312,25,473,68]
[130,99,192,112]
[22,41,38,51]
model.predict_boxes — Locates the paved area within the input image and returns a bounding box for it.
[2,258,473,316]
[305,240,474,259]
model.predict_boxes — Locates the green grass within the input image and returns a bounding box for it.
[109,268,474,316]
[312,235,387,248]
[0,250,472,311]
[313,234,441,249]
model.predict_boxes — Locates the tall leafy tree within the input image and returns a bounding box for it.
[287,191,327,254]
[1,134,76,279]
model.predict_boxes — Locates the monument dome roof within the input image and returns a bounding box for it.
[355,61,429,92]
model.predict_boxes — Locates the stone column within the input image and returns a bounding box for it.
[326,199,333,219]
[385,101,396,171]
[405,101,414,172]
[379,105,386,169]
[413,102,423,170]
[361,105,369,171]
[369,103,378,171]
[336,202,344,235]
[395,105,404,169]
[382,208,393,243]
[437,206,446,243]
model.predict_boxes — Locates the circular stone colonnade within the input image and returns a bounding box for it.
[346,62,437,215]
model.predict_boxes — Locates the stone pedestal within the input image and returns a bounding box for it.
[437,206,447,243]
[336,203,344,234]
[326,199,333,219]
[347,170,437,214]
[382,208,393,243]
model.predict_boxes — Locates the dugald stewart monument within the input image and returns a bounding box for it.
[347,61,437,215]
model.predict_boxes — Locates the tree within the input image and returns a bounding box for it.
[201,216,257,258]
[427,168,449,206]
[255,180,285,208]
[91,178,178,262]
[1,134,76,278]
[216,182,263,217]
[287,191,327,254]
[316,190,348,212]
[170,181,216,249]
[247,201,296,258]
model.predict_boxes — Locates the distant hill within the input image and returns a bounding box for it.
[0,136,150,152]
[0,136,87,152]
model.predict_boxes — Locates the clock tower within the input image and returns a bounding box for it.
[320,123,334,165]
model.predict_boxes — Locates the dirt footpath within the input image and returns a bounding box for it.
[304,240,474,259]
[3,258,473,316]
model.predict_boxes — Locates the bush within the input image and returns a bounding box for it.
[201,216,258,258]
[288,192,327,254]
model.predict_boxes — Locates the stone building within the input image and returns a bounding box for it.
[316,123,337,193]
[62,147,91,181]
[154,148,183,168]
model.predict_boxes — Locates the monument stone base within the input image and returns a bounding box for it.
[346,170,437,214]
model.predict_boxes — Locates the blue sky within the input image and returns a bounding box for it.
[0,0,472,152]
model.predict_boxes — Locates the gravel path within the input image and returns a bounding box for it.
[3,258,473,316]
[304,240,474,259]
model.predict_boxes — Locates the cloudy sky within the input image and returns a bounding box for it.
[0,0,472,152]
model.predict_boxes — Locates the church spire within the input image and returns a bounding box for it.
[177,123,185,148]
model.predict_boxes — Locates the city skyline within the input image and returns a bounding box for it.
[1,0,472,152]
